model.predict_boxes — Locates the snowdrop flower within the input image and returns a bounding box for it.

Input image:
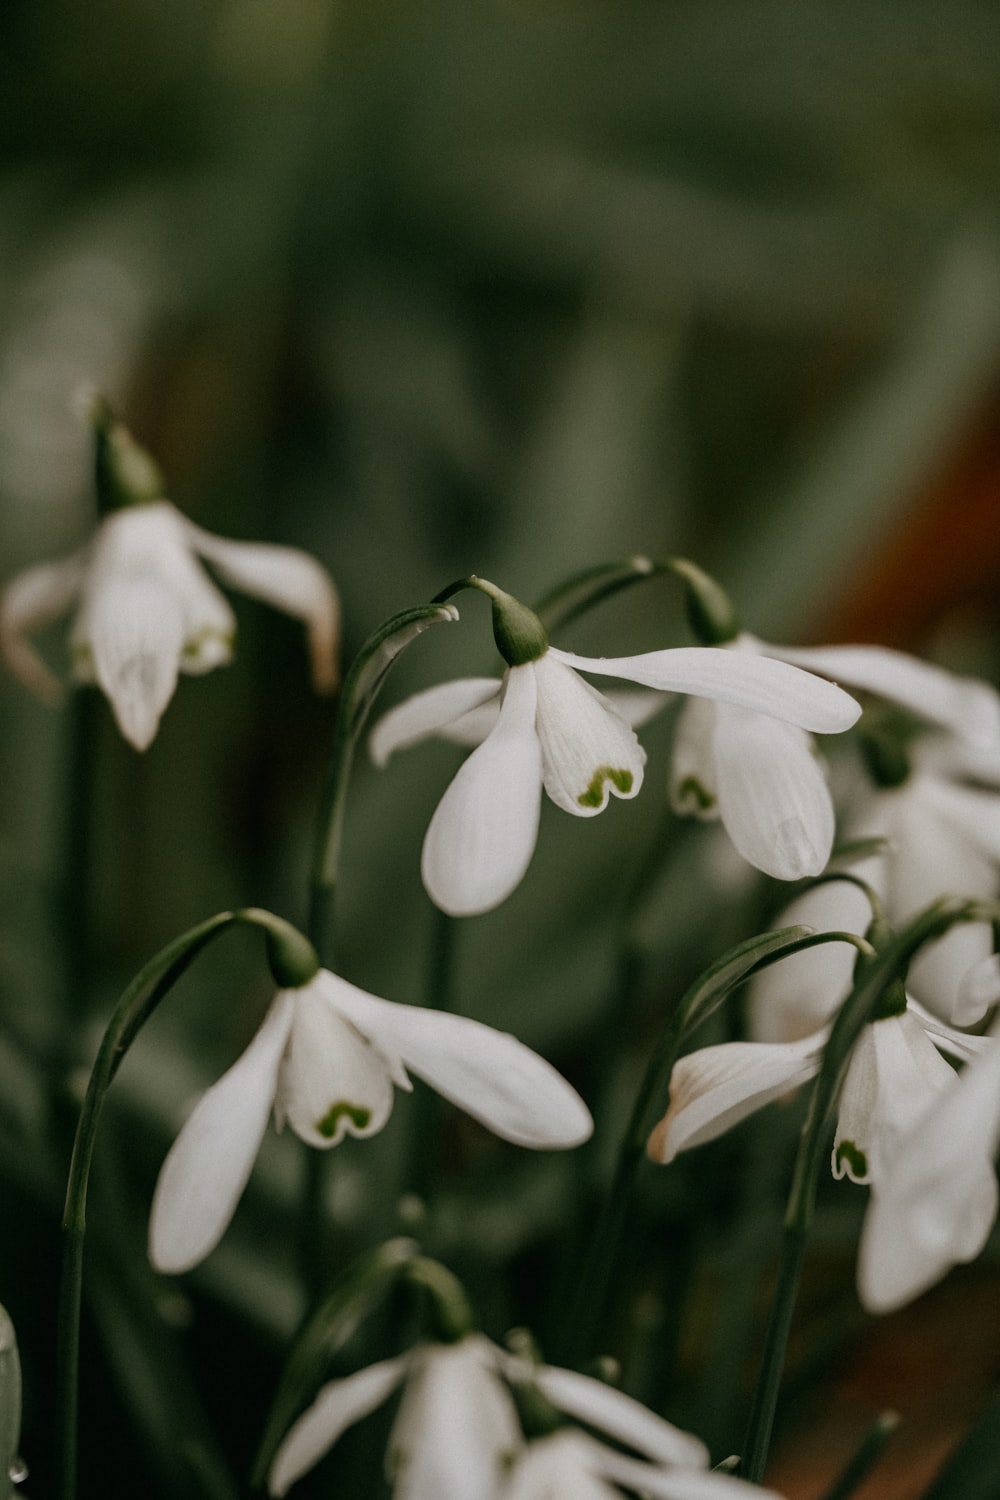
[0,411,339,749]
[858,1020,1000,1313]
[268,1336,520,1498]
[370,580,859,915]
[269,1333,778,1499]
[648,997,987,1188]
[149,969,592,1274]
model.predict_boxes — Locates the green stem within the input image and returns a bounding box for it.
[740,1225,809,1484]
[54,906,305,1500]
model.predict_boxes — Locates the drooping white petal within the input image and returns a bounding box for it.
[268,1356,408,1496]
[369,679,503,766]
[880,779,998,1024]
[669,697,719,819]
[712,704,835,880]
[78,575,186,750]
[832,1013,956,1185]
[500,1432,615,1500]
[919,775,1000,864]
[389,1338,521,1500]
[647,1033,825,1164]
[421,665,543,916]
[771,642,1000,753]
[906,998,993,1064]
[747,870,880,1044]
[330,977,593,1148]
[183,520,340,693]
[857,1028,1000,1313]
[533,1365,707,1469]
[532,653,645,817]
[0,551,87,701]
[276,978,399,1148]
[596,1443,783,1500]
[957,955,1000,1024]
[551,646,860,734]
[149,992,295,1274]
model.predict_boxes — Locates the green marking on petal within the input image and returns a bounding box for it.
[182,628,233,662]
[577,766,634,809]
[317,1101,372,1138]
[677,775,715,813]
[835,1140,867,1180]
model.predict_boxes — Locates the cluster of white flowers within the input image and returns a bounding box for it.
[6,408,1000,1494]
[267,1333,781,1499]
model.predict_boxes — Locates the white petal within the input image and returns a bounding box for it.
[919,776,1000,864]
[596,1445,782,1500]
[369,678,502,766]
[534,1365,707,1468]
[712,704,835,880]
[149,992,294,1274]
[747,871,879,1044]
[0,551,87,701]
[772,642,1000,752]
[857,1030,1000,1313]
[551,646,860,733]
[669,698,720,819]
[268,1356,408,1496]
[276,978,398,1147]
[78,575,185,749]
[421,665,543,916]
[184,521,340,693]
[833,1013,955,1185]
[501,1432,615,1500]
[532,653,645,817]
[647,1033,825,1164]
[957,955,1000,1024]
[907,998,993,1064]
[330,979,593,1149]
[389,1338,520,1500]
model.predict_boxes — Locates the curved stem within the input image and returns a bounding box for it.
[55,906,307,1500]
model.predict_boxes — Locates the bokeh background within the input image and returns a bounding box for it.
[2,1,1000,1494]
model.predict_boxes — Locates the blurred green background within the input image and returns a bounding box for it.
[2,1,1000,1494]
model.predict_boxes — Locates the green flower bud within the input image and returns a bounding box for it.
[90,396,167,513]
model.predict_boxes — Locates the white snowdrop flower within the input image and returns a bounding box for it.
[648,1000,988,1188]
[268,1335,779,1499]
[1,409,339,748]
[149,969,592,1275]
[371,584,859,916]
[858,1019,1000,1314]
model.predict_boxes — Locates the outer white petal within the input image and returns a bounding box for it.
[712,704,834,880]
[389,1338,521,1500]
[533,1365,707,1469]
[906,998,993,1065]
[771,642,1000,752]
[183,520,340,693]
[919,776,1000,864]
[276,978,398,1148]
[832,1013,955,1185]
[268,1356,408,1496]
[500,1432,615,1500]
[533,653,645,817]
[550,646,860,733]
[857,1028,1000,1313]
[149,991,295,1274]
[330,979,593,1148]
[747,870,879,1044]
[0,551,87,701]
[421,665,543,916]
[648,1033,825,1164]
[369,679,502,766]
[596,1444,783,1500]
[78,575,186,750]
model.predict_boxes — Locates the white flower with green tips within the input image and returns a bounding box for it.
[1,401,339,749]
[648,998,987,1188]
[370,583,860,916]
[268,1333,780,1499]
[149,968,592,1274]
